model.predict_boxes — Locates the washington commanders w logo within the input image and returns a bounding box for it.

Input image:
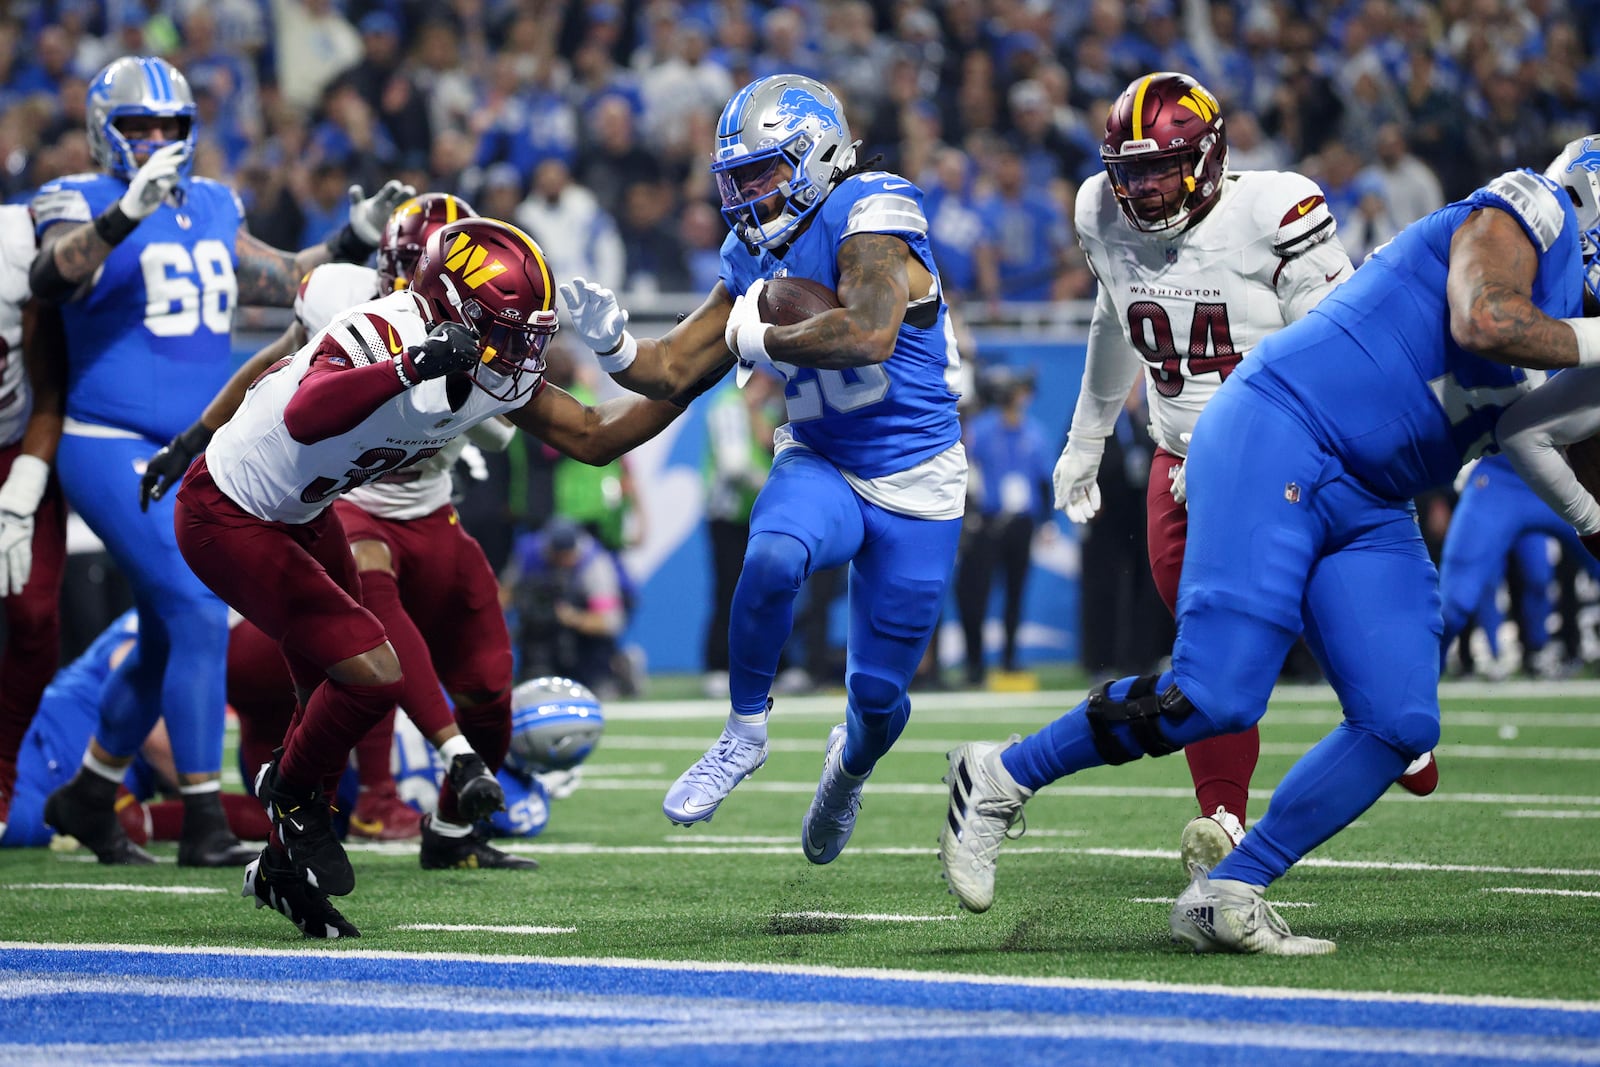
[444,233,509,289]
[1179,86,1220,122]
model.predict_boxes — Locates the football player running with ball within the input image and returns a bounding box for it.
[562,74,965,864]
[147,194,534,868]
[1052,72,1436,877]
[173,218,691,937]
[941,134,1600,954]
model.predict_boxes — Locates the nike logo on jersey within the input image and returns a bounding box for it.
[383,323,402,355]
[878,180,912,191]
[1325,270,1342,282]
[1296,197,1319,216]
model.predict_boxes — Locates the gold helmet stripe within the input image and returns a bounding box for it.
[1131,75,1153,141]
[502,221,555,312]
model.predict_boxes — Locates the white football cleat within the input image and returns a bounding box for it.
[801,722,867,864]
[1170,869,1335,956]
[1179,805,1245,876]
[939,736,1031,912]
[662,727,768,825]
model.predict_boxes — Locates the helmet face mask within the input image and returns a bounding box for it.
[411,218,559,403]
[378,193,478,291]
[711,74,859,250]
[1102,72,1227,235]
[87,57,197,181]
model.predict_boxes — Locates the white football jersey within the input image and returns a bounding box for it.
[293,262,467,520]
[207,290,526,524]
[1074,170,1352,456]
[0,206,35,449]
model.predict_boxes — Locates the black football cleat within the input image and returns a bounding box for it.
[244,847,360,939]
[445,752,506,822]
[178,826,260,867]
[255,752,354,896]
[419,815,539,871]
[44,779,157,865]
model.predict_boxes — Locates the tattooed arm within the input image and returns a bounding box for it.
[1446,207,1584,369]
[761,233,919,369]
[234,228,342,308]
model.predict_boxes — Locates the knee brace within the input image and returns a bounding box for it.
[1085,674,1195,765]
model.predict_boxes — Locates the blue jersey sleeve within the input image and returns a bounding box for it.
[31,174,121,238]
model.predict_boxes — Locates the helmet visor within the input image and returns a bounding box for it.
[478,311,557,379]
[1105,152,1192,227]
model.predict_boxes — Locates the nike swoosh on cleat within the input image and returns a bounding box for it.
[287,818,306,833]
[679,797,719,815]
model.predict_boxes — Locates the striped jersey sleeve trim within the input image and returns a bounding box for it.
[843,193,928,238]
[31,188,92,227]
[1482,171,1565,253]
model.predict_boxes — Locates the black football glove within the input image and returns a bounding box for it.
[396,321,479,387]
[139,421,214,512]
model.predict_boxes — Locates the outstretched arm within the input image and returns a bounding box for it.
[562,278,738,400]
[1497,367,1600,535]
[1446,207,1589,369]
[507,379,686,465]
[234,181,414,307]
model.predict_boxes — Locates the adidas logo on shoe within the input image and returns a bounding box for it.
[1185,904,1217,938]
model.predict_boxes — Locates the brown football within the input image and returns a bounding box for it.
[758,276,842,325]
[1567,435,1600,498]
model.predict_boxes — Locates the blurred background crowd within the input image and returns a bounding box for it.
[8,0,1600,694]
[8,0,1600,307]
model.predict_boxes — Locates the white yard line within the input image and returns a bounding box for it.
[397,923,576,935]
[1482,887,1600,899]
[774,912,962,923]
[3,883,225,894]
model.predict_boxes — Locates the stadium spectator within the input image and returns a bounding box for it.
[269,0,362,114]
[1370,122,1445,228]
[515,158,625,294]
[504,517,631,697]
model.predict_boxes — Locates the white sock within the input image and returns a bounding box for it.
[438,734,473,765]
[179,780,221,796]
[726,705,769,743]
[429,816,473,837]
[83,752,127,785]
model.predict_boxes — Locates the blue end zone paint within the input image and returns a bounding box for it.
[3,946,1599,1065]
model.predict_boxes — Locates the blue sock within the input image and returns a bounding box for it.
[1213,723,1408,887]
[843,696,908,778]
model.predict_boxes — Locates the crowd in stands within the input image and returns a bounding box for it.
[6,0,1600,309]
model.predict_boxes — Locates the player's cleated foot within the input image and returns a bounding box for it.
[255,753,354,896]
[114,787,151,846]
[446,752,505,822]
[44,780,156,865]
[178,826,259,867]
[1179,805,1245,877]
[663,726,769,825]
[1170,869,1335,956]
[244,847,360,939]
[348,784,424,841]
[419,814,539,870]
[0,756,15,841]
[939,736,1031,912]
[1396,750,1438,796]
[802,722,867,865]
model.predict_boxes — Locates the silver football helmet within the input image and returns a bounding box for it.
[505,677,604,775]
[711,74,860,250]
[1546,135,1600,232]
[86,56,196,181]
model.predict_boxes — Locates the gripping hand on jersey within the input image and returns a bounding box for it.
[139,422,214,512]
[0,455,49,597]
[1053,437,1105,524]
[397,321,479,386]
[1168,433,1192,508]
[347,180,418,246]
[118,141,189,220]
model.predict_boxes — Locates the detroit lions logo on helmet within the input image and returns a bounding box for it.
[774,87,842,135]
[1568,137,1600,174]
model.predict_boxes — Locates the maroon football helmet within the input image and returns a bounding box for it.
[1102,72,1228,233]
[377,193,478,291]
[411,218,559,402]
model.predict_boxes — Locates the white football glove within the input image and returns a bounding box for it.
[558,276,630,355]
[1169,461,1187,507]
[1053,437,1105,524]
[118,141,190,220]
[0,455,48,597]
[724,278,773,367]
[347,180,418,246]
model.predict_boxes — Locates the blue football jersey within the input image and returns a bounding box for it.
[719,172,961,479]
[31,175,242,443]
[23,611,138,774]
[1234,170,1585,500]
